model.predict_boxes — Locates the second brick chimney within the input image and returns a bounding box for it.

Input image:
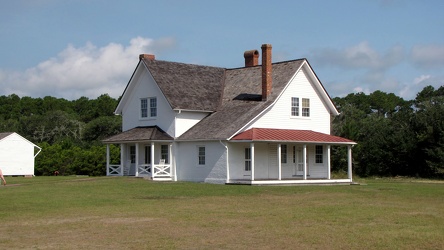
[139,54,155,60]
[261,44,272,101]
[244,50,259,67]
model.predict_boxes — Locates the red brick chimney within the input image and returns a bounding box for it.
[261,44,272,101]
[244,50,259,67]
[139,54,155,60]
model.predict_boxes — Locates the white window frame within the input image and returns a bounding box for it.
[302,98,310,117]
[140,97,157,119]
[197,146,206,166]
[315,145,323,164]
[291,97,299,116]
[161,144,169,164]
[291,97,310,117]
[244,148,251,171]
[281,144,287,164]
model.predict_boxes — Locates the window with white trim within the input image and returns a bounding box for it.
[302,98,310,117]
[281,144,287,163]
[291,97,299,116]
[161,145,169,164]
[141,97,157,118]
[245,148,251,171]
[291,97,310,117]
[198,146,205,165]
[144,145,151,164]
[315,145,323,164]
[130,146,136,163]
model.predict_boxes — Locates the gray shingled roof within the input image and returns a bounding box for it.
[142,59,225,111]
[0,132,13,140]
[103,126,173,143]
[105,58,305,142]
[178,60,305,140]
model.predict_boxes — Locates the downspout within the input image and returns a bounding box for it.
[219,140,229,183]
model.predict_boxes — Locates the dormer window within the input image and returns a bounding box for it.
[291,97,310,117]
[141,97,157,118]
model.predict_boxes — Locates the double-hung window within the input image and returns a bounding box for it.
[198,146,205,165]
[281,144,287,163]
[291,97,310,117]
[161,145,169,164]
[291,97,299,116]
[141,97,157,118]
[315,145,323,164]
[302,98,310,117]
[244,148,251,171]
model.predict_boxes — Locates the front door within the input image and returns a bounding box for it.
[293,146,304,176]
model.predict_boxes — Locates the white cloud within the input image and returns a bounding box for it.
[0,36,176,100]
[411,44,444,68]
[413,75,431,84]
[310,41,404,70]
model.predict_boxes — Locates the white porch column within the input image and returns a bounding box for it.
[106,144,110,176]
[277,144,282,180]
[135,143,139,177]
[120,144,125,176]
[151,142,155,178]
[173,142,178,181]
[170,143,173,180]
[303,144,307,180]
[327,145,331,180]
[251,143,255,181]
[348,145,353,182]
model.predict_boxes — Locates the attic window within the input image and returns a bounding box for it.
[141,97,157,119]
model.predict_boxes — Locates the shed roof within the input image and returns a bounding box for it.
[0,132,13,140]
[231,128,356,145]
[102,126,173,143]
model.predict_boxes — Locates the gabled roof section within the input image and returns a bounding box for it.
[302,60,339,116]
[102,126,173,143]
[141,59,225,111]
[231,128,356,145]
[178,60,305,140]
[0,132,13,140]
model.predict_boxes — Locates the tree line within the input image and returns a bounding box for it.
[0,94,121,176]
[331,85,444,178]
[0,85,443,178]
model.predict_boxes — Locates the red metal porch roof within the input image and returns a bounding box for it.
[231,128,356,144]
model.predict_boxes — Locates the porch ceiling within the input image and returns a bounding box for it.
[231,128,356,145]
[102,126,173,143]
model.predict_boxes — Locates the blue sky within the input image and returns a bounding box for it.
[0,0,443,100]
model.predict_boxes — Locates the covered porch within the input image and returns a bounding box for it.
[227,128,356,185]
[102,126,175,181]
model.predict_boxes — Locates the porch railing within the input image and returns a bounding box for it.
[108,164,122,176]
[137,164,151,175]
[107,163,172,180]
[152,163,172,179]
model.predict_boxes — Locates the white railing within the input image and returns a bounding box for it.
[137,164,151,175]
[152,163,172,180]
[108,165,122,176]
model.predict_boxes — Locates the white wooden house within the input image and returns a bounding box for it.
[0,132,42,176]
[103,44,356,185]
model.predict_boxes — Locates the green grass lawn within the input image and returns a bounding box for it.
[0,176,443,249]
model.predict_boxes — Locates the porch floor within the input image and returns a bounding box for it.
[226,178,353,186]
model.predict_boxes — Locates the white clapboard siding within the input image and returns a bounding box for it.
[175,141,227,183]
[121,66,176,136]
[246,66,331,134]
[0,133,40,176]
[175,111,210,137]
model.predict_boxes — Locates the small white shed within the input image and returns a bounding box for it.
[0,132,41,176]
